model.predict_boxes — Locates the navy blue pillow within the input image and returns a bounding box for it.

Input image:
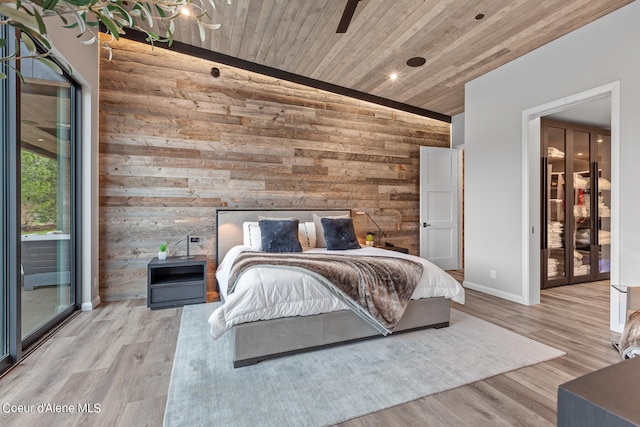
[321,218,361,250]
[258,219,302,253]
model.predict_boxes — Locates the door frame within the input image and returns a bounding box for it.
[521,81,621,330]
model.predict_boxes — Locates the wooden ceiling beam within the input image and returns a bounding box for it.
[336,0,361,33]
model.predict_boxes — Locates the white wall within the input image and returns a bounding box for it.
[451,113,465,149]
[464,1,640,313]
[46,23,100,310]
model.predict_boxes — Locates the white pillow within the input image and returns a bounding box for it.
[299,221,316,248]
[242,221,316,250]
[242,222,262,250]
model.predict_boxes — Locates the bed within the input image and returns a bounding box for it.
[209,208,465,367]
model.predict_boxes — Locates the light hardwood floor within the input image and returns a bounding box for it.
[0,275,621,426]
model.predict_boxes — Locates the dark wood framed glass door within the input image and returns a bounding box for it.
[541,119,611,289]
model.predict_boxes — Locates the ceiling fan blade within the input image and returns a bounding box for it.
[336,0,360,33]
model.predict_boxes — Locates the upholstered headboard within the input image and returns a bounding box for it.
[215,208,352,264]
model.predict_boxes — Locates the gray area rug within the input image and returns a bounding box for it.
[164,303,565,427]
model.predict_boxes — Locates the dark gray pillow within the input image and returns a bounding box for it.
[321,218,361,250]
[313,213,349,247]
[258,219,302,253]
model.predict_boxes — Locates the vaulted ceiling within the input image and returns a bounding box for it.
[168,0,632,118]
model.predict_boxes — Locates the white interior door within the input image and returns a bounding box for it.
[420,146,461,270]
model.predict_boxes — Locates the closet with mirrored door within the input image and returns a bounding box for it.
[541,118,611,289]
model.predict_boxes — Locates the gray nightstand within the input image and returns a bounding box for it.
[147,255,207,309]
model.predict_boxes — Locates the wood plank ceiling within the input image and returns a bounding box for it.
[165,0,633,117]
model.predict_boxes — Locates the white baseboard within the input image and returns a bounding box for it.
[463,280,528,305]
[81,295,101,311]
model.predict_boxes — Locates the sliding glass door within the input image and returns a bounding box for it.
[1,18,17,373]
[1,25,81,372]
[20,60,75,342]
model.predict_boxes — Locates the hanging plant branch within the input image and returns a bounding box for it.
[0,0,230,78]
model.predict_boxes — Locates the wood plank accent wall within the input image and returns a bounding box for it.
[99,38,450,301]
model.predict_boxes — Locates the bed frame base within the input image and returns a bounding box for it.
[232,297,450,368]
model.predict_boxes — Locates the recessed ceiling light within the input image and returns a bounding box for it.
[475,13,485,20]
[406,57,426,67]
[180,6,191,16]
[389,73,398,80]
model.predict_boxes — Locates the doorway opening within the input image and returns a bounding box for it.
[522,81,621,331]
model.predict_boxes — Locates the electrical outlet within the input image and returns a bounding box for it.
[490,269,497,279]
[190,236,200,243]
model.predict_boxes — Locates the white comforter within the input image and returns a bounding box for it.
[208,246,465,339]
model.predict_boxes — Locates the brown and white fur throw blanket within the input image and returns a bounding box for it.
[619,310,640,359]
[227,252,424,335]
